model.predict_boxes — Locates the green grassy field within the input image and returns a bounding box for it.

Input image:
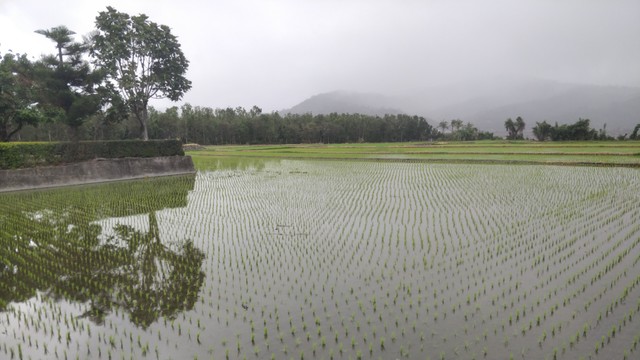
[187,141,640,167]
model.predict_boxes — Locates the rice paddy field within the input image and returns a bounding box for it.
[2,142,640,360]
[192,141,640,167]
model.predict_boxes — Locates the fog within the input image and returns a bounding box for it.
[1,0,639,112]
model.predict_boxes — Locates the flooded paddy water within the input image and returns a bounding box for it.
[1,158,639,359]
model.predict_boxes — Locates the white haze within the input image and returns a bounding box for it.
[1,0,638,114]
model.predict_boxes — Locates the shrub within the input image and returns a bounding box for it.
[0,140,184,169]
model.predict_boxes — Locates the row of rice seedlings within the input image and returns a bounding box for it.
[184,161,640,359]
[2,160,638,359]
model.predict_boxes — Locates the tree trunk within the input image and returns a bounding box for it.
[148,212,159,242]
[0,127,8,142]
[69,126,80,143]
[1,123,23,142]
[57,46,64,68]
[133,104,150,141]
[141,106,149,141]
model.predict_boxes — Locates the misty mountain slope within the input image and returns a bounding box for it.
[283,91,403,116]
[465,85,640,133]
[589,95,640,134]
[284,80,640,135]
[395,79,640,134]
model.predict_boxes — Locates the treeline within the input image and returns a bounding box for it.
[16,105,501,144]
[148,107,501,144]
[20,105,640,144]
[20,105,438,144]
[532,118,640,141]
[153,106,441,144]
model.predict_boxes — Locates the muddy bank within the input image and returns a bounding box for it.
[0,156,195,192]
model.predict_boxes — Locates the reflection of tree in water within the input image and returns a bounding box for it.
[196,156,273,171]
[98,212,204,327]
[0,177,205,328]
[50,212,205,328]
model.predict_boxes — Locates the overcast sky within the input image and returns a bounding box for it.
[1,0,639,111]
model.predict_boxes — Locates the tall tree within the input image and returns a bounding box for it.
[515,116,525,139]
[0,52,44,141]
[438,120,449,134]
[35,26,102,140]
[90,6,192,140]
[34,26,76,67]
[458,122,479,141]
[504,118,516,139]
[450,119,463,132]
[532,121,552,141]
[630,124,640,140]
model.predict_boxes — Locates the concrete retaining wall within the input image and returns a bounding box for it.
[0,156,195,192]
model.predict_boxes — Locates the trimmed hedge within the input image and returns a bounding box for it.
[0,140,184,170]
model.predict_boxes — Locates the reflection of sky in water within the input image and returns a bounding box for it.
[192,156,278,172]
[91,209,197,254]
[94,214,149,241]
[3,293,93,340]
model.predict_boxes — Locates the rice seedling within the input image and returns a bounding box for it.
[1,160,638,359]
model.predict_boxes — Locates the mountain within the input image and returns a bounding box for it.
[467,87,640,135]
[284,80,640,136]
[282,91,403,117]
[398,79,640,135]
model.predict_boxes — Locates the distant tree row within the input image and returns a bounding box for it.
[23,104,640,144]
[19,103,503,144]
[531,118,625,141]
[147,106,438,144]
[437,119,496,141]
[150,108,499,144]
[498,116,638,142]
